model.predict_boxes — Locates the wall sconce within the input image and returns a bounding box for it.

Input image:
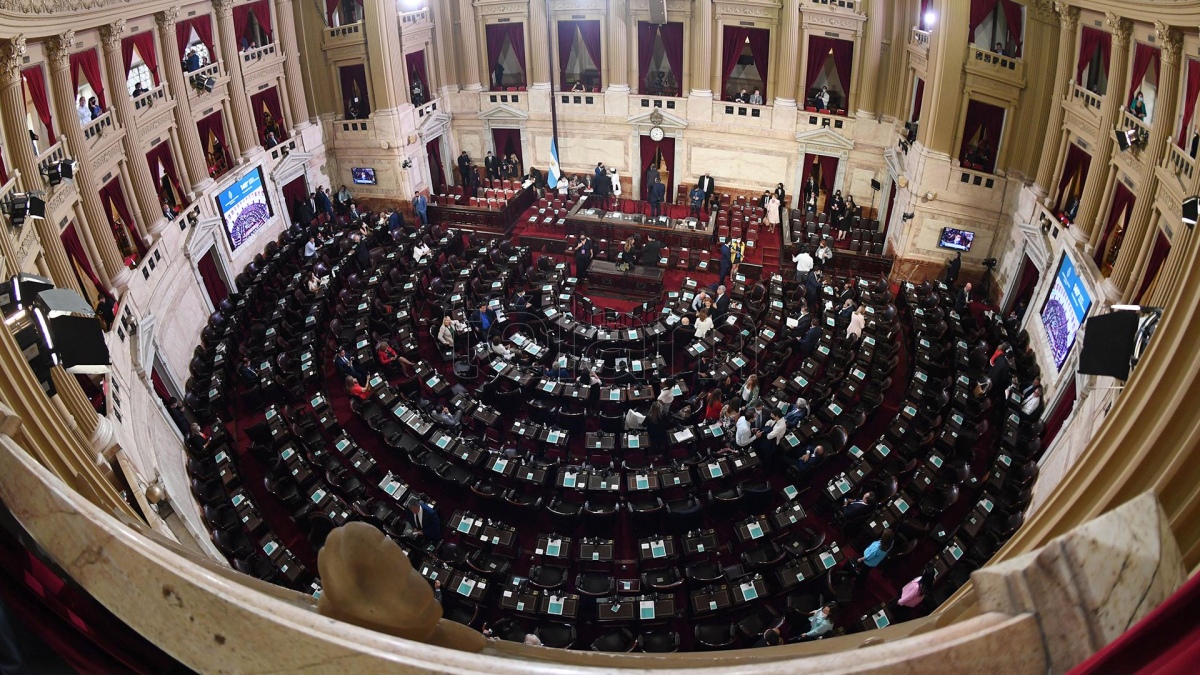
[401,159,412,170]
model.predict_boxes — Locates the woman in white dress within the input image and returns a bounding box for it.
[765,194,781,233]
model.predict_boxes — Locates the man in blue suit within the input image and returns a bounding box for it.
[649,177,666,218]
[414,192,428,225]
[315,186,334,218]
[406,501,442,544]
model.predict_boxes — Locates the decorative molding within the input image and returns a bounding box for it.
[795,125,855,152]
[211,0,234,18]
[548,0,606,12]
[1054,2,1079,32]
[0,36,27,83]
[1106,13,1131,49]
[717,3,774,20]
[629,0,689,13]
[46,30,75,70]
[1026,0,1056,24]
[1155,22,1182,68]
[478,103,529,121]
[98,19,126,50]
[802,10,864,33]
[627,107,688,129]
[476,4,524,16]
[156,6,180,30]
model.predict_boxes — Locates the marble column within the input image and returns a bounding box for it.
[49,366,116,457]
[1109,26,1181,301]
[854,0,885,116]
[362,0,408,135]
[0,38,43,192]
[527,0,551,89]
[213,0,261,156]
[689,0,713,97]
[156,8,212,196]
[428,0,458,96]
[457,0,483,91]
[99,21,167,240]
[1076,15,1131,244]
[274,0,311,124]
[1033,3,1079,194]
[1147,222,1190,307]
[606,0,628,92]
[773,0,800,107]
[917,0,970,154]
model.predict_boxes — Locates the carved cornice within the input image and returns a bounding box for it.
[156,6,179,30]
[1155,21,1182,68]
[802,9,865,33]
[717,3,774,20]
[212,0,233,18]
[1027,0,1056,24]
[99,19,125,50]
[46,30,75,71]
[0,36,27,83]
[548,0,606,12]
[628,0,689,13]
[1105,12,1132,48]
[1053,1,1078,31]
[476,3,524,16]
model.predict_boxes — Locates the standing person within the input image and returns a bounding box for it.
[728,237,746,277]
[571,234,594,281]
[645,163,660,199]
[457,151,471,186]
[829,190,846,240]
[773,183,787,225]
[717,242,732,285]
[945,251,961,285]
[76,96,90,126]
[855,529,895,584]
[765,192,781,233]
[413,192,428,225]
[594,162,606,188]
[592,168,611,209]
[802,175,818,214]
[815,239,834,269]
[484,151,499,181]
[792,246,814,281]
[609,167,622,202]
[315,186,334,218]
[649,177,666,218]
[697,173,716,212]
[689,184,706,219]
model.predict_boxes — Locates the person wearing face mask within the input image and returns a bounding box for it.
[1130,90,1147,121]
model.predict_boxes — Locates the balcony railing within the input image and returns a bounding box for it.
[483,91,526,110]
[1120,108,1151,146]
[956,165,1002,190]
[35,141,68,175]
[188,61,220,84]
[335,119,373,134]
[82,110,114,142]
[808,0,858,10]
[716,101,769,120]
[633,95,683,113]
[414,98,440,121]
[267,137,298,163]
[799,108,854,134]
[241,42,277,64]
[1071,82,1103,113]
[911,28,930,51]
[559,93,601,107]
[326,20,362,40]
[132,83,167,114]
[0,175,19,239]
[400,8,430,28]
[1165,142,1196,183]
[971,47,1020,72]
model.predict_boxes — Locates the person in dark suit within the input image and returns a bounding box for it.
[713,285,730,318]
[645,163,660,198]
[484,151,499,180]
[794,302,813,338]
[594,162,606,187]
[842,492,877,519]
[406,501,442,543]
[295,199,315,228]
[945,251,961,285]
[798,325,821,359]
[955,282,972,315]
[649,177,666,218]
[387,208,403,233]
[641,235,663,266]
[315,187,333,218]
[802,176,818,211]
[334,347,367,384]
[697,173,716,211]
[805,271,822,312]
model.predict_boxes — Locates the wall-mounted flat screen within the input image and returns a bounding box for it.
[352,167,377,185]
[1041,253,1093,370]
[937,227,975,251]
[216,167,272,251]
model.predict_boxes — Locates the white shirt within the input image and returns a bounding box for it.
[735,416,755,447]
[491,342,514,360]
[625,408,646,430]
[847,312,865,339]
[657,388,674,410]
[304,241,317,257]
[793,251,814,273]
[77,104,91,126]
[610,172,621,196]
[1021,394,1041,415]
[816,245,834,262]
[694,315,714,339]
[818,91,830,108]
[767,417,788,443]
[413,242,432,261]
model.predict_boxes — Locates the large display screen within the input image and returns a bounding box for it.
[1040,254,1092,370]
[216,167,273,251]
[937,227,975,251]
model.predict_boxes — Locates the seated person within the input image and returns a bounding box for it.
[842,491,877,519]
[430,403,463,429]
[345,375,372,400]
[789,444,825,473]
[797,603,836,641]
[489,335,515,361]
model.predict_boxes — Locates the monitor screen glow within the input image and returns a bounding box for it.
[937,227,975,252]
[352,167,377,185]
[1040,254,1093,370]
[216,167,273,252]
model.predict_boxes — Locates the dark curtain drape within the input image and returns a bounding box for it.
[70,49,106,110]
[637,22,655,92]
[492,128,522,166]
[196,111,229,165]
[405,50,429,98]
[959,99,1006,171]
[801,153,817,188]
[326,0,340,25]
[578,20,601,87]
[233,1,272,44]
[1041,379,1076,447]
[249,87,286,142]
[919,0,934,29]
[745,28,770,94]
[0,151,7,184]
[912,78,925,121]
[1008,254,1039,314]
[818,155,839,200]
[969,0,1000,43]
[640,135,675,203]
[486,24,525,87]
[146,142,186,208]
[150,368,171,401]
[99,178,145,257]
[557,21,575,89]
[1179,59,1200,145]
[1055,143,1091,210]
[60,224,112,302]
[22,65,55,146]
[197,249,229,307]
[1127,42,1160,107]
[1000,0,1024,56]
[1095,183,1135,267]
[660,22,683,89]
[176,15,215,60]
[721,26,749,97]
[1075,27,1105,84]
[805,37,853,104]
[1135,231,1171,302]
[339,64,370,117]
[426,138,445,189]
[126,32,160,85]
[281,175,307,222]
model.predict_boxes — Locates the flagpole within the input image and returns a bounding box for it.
[544,0,562,189]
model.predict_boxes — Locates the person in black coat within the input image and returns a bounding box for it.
[295,199,315,228]
[457,151,471,186]
[697,173,716,211]
[484,151,499,180]
[954,282,972,315]
[798,325,822,359]
[945,251,962,285]
[315,187,333,218]
[805,271,822,312]
[406,502,442,544]
[649,177,666,218]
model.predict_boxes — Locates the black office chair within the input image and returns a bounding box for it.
[575,572,615,597]
[535,623,577,649]
[591,627,636,652]
[693,622,737,649]
[642,567,684,591]
[528,564,568,590]
[637,631,680,653]
[736,605,784,639]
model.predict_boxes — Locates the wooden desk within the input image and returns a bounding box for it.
[587,260,665,301]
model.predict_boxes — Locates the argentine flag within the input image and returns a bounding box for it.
[548,137,562,189]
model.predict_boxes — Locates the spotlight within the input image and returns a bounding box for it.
[59,160,75,181]
[27,196,45,220]
[1183,196,1198,229]
[1114,128,1136,152]
[901,212,915,222]
[923,11,937,28]
[904,121,919,144]
[41,163,60,186]
[190,73,216,93]
[3,193,30,227]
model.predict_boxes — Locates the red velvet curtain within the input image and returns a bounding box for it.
[959,99,1006,171]
[22,65,55,146]
[801,153,818,188]
[492,128,522,165]
[557,21,575,90]
[122,33,161,86]
[176,15,215,60]
[745,28,770,94]
[721,26,749,98]
[233,1,272,44]
[1075,27,1106,84]
[1095,183,1135,267]
[339,64,370,116]
[196,111,229,167]
[145,142,186,208]
[405,50,429,97]
[281,175,307,221]
[1055,143,1090,209]
[1000,0,1024,56]
[1135,231,1171,302]
[99,178,145,257]
[640,134,675,204]
[1179,58,1200,145]
[197,249,229,306]
[70,49,106,110]
[325,0,340,25]
[806,37,853,109]
[426,138,445,189]
[1127,42,1160,108]
[660,22,684,91]
[912,78,925,122]
[249,86,286,142]
[637,22,655,92]
[0,150,7,184]
[1008,254,1039,314]
[818,155,839,198]
[919,0,933,29]
[969,0,1001,44]
[1040,378,1076,447]
[486,24,526,87]
[577,21,601,88]
[150,367,171,401]
[60,223,112,301]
